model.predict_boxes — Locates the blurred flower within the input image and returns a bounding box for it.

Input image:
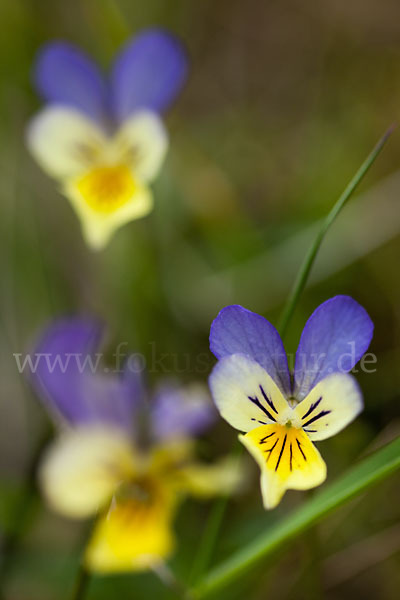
[26,29,188,250]
[29,318,240,573]
[209,295,374,509]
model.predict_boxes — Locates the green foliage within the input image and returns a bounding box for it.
[194,436,400,597]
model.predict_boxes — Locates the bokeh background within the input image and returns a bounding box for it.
[0,0,400,598]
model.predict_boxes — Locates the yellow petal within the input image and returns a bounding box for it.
[39,427,135,518]
[240,424,326,509]
[176,456,243,498]
[63,170,153,250]
[292,373,363,441]
[149,439,195,473]
[26,106,106,178]
[148,440,244,499]
[85,478,176,573]
[111,110,168,182]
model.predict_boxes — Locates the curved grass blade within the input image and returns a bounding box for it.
[193,436,400,598]
[278,125,395,338]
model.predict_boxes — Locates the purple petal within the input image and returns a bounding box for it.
[151,381,215,441]
[209,305,291,396]
[29,318,140,431]
[34,42,108,121]
[110,28,188,122]
[293,296,374,400]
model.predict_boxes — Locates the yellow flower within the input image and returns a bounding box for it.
[39,427,241,573]
[27,31,188,249]
[209,298,373,508]
[27,107,167,249]
[30,318,242,572]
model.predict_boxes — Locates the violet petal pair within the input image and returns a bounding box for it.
[30,318,214,440]
[210,295,374,401]
[34,28,188,125]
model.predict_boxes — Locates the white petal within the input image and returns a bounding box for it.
[292,373,363,441]
[209,354,291,433]
[39,426,135,518]
[112,110,168,182]
[26,106,107,178]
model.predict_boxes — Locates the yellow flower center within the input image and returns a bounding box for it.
[117,476,158,505]
[75,164,136,213]
[241,422,327,509]
[85,475,175,573]
[244,423,323,480]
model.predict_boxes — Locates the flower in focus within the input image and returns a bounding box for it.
[29,319,240,573]
[27,29,188,250]
[209,295,374,509]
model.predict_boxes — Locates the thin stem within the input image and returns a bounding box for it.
[70,564,90,600]
[303,521,323,600]
[69,515,101,600]
[278,125,395,338]
[189,496,229,585]
[189,443,242,585]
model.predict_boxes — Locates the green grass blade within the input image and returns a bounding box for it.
[278,125,395,338]
[70,564,90,600]
[189,496,229,585]
[193,436,400,598]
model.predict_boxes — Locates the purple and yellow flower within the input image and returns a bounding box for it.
[27,29,188,249]
[209,295,374,509]
[29,319,240,573]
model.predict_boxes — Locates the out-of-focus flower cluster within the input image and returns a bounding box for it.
[30,318,242,573]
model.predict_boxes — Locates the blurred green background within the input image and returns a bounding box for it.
[0,0,399,598]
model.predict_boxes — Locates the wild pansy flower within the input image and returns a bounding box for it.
[29,319,239,573]
[209,295,373,509]
[27,29,187,250]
